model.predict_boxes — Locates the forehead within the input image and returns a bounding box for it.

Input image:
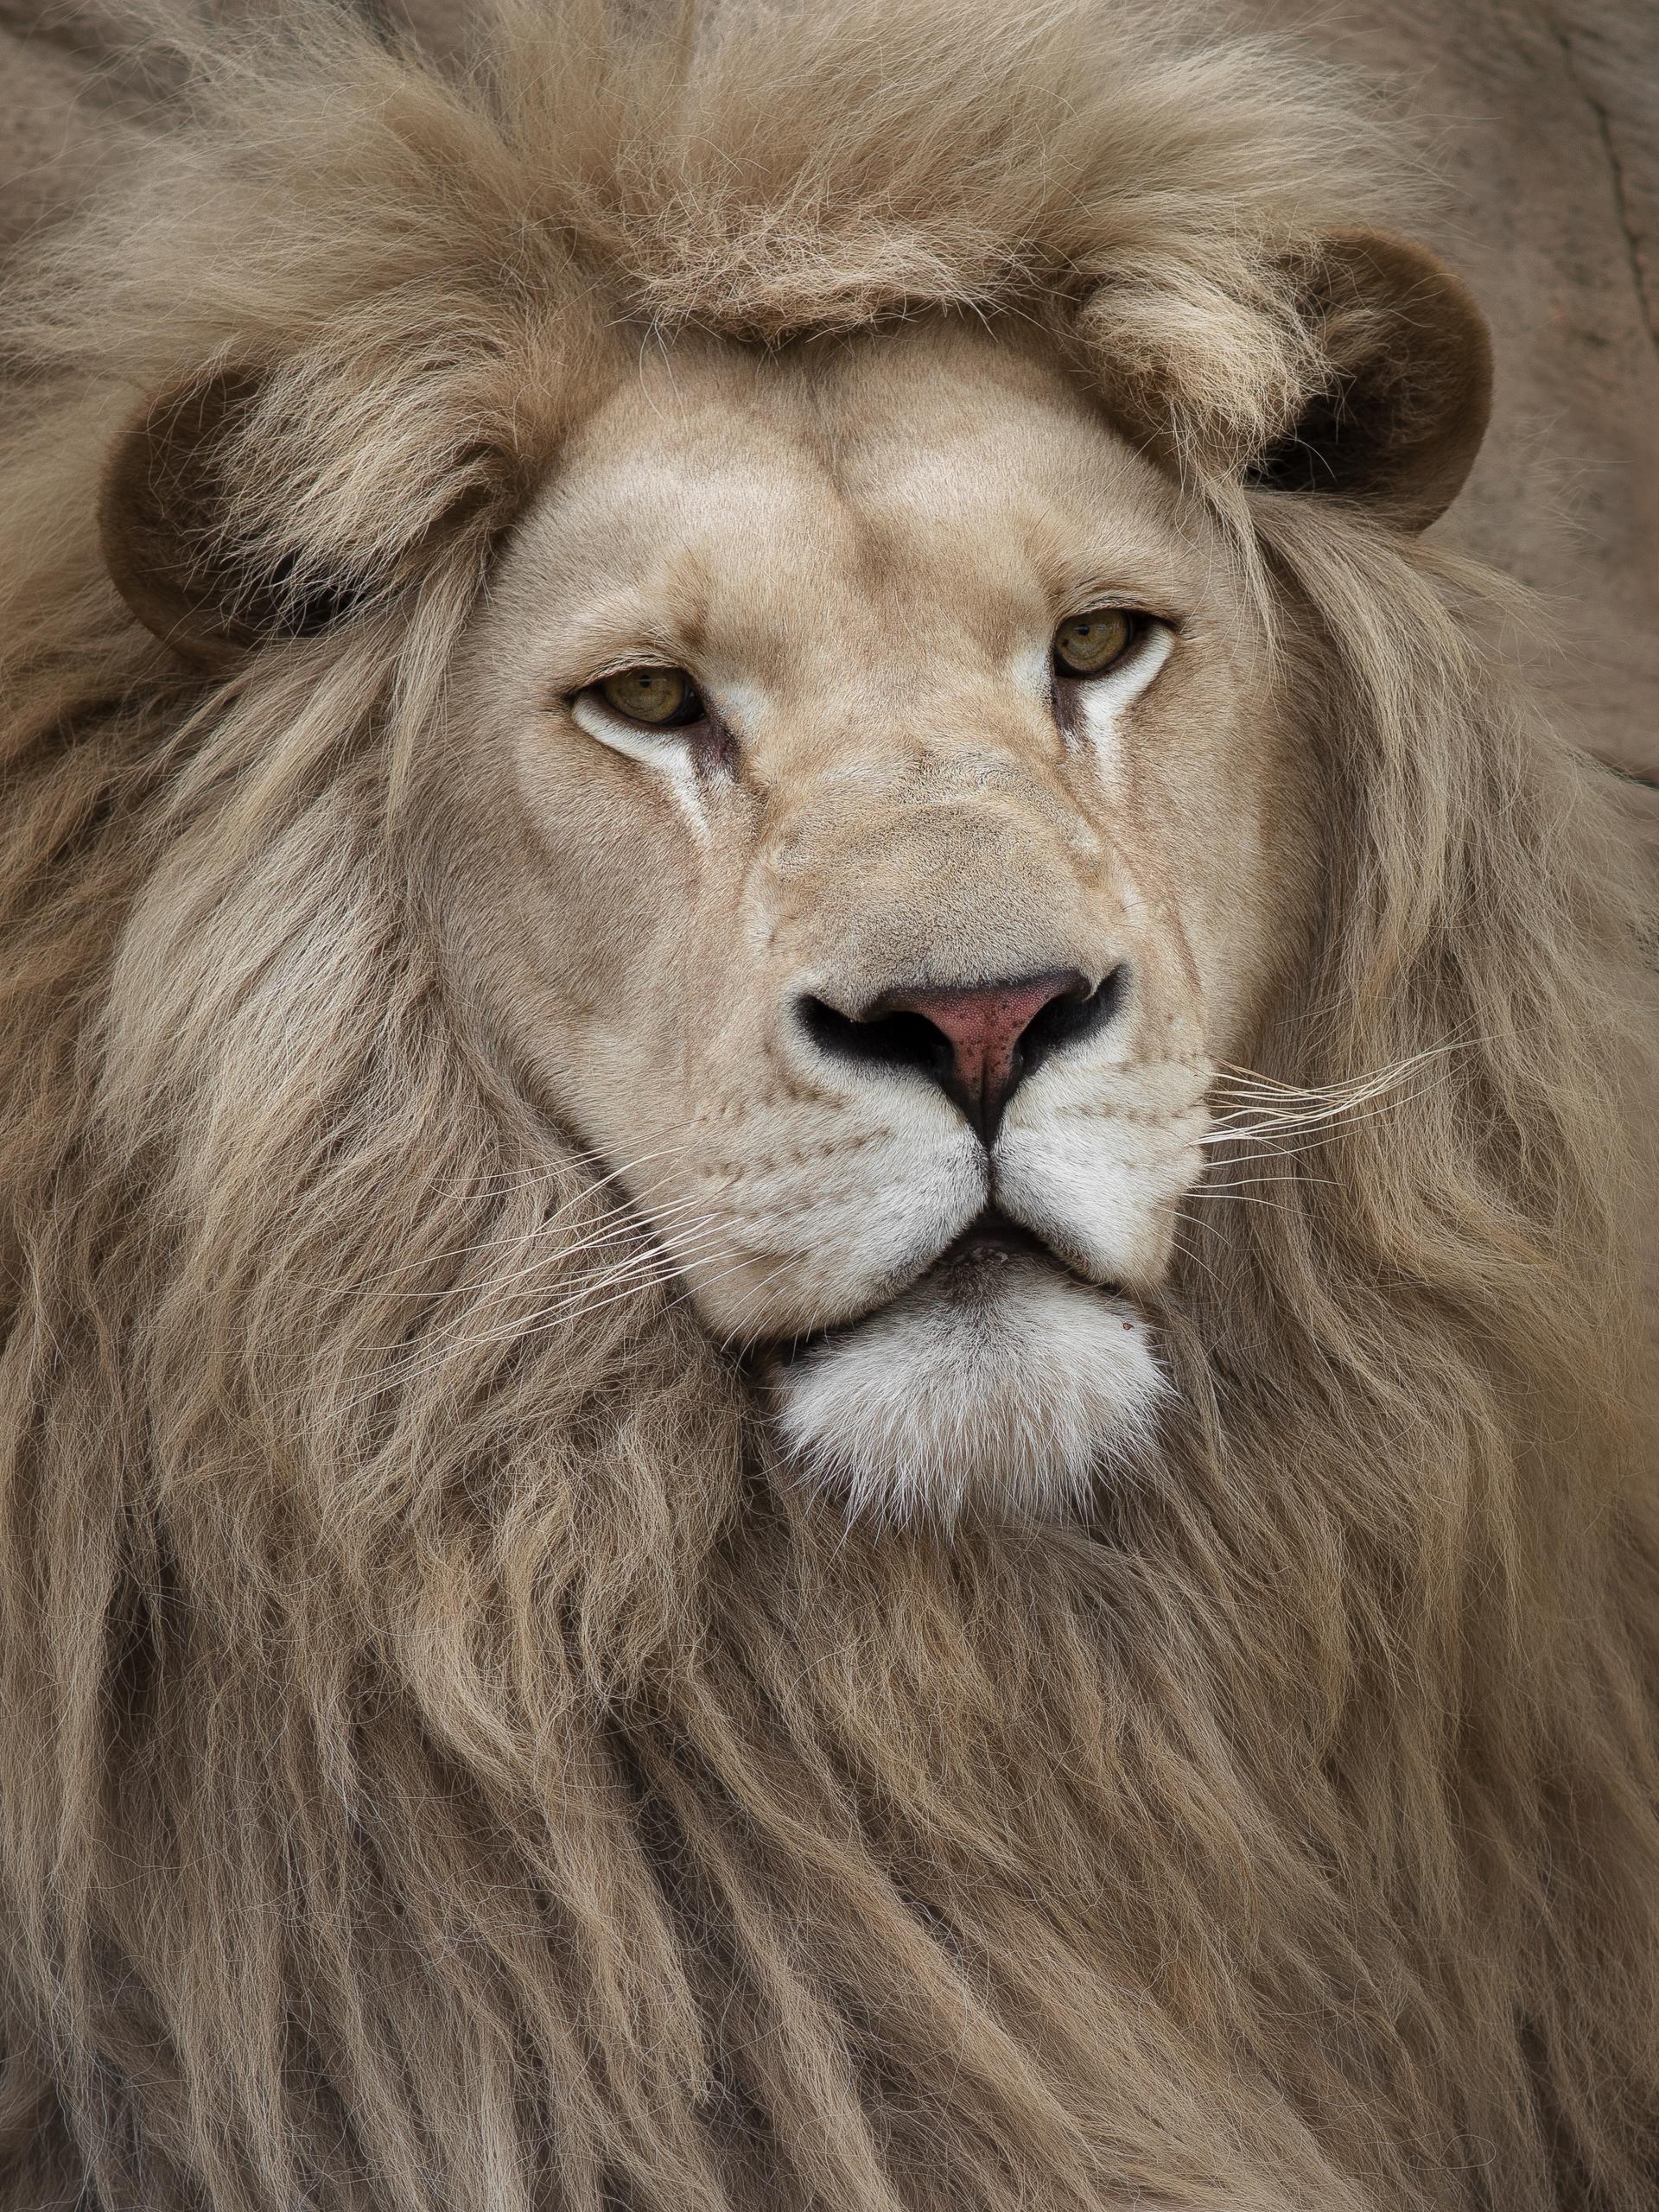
[500,319,1209,678]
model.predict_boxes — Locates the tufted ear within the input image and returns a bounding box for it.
[1247,230,1493,531]
[99,366,372,667]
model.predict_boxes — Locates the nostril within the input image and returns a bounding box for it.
[798,995,957,1090]
[798,963,1128,1142]
[1018,963,1127,1085]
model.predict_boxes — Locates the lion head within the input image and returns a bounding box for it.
[92,140,1491,1529]
[1,2,1656,2208]
[404,315,1300,1517]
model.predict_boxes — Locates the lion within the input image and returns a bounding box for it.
[0,0,1655,2205]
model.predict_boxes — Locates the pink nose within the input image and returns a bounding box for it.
[878,975,1077,1138]
[798,966,1125,1141]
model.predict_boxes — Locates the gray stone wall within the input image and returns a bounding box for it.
[1243,0,1658,861]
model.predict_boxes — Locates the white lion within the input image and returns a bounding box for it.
[0,2,1654,2208]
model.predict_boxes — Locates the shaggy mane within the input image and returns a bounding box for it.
[1,3,1656,2208]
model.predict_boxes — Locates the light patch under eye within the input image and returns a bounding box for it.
[598,666,704,728]
[1053,608,1138,677]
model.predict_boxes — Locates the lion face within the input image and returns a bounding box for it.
[435,320,1313,1518]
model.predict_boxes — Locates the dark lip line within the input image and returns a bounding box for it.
[938,1212,1058,1264]
[760,1207,1120,1364]
[931,1205,1117,1294]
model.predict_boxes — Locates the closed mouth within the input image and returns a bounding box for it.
[930,1208,1115,1296]
[936,1211,1055,1268]
[766,1209,1118,1363]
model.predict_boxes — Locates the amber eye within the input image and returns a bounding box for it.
[1052,608,1140,677]
[596,666,705,728]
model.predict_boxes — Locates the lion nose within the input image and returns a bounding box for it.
[800,968,1124,1142]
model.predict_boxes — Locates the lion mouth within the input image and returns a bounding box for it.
[769,1208,1119,1361]
[926,1208,1118,1299]
[938,1210,1071,1271]
[761,1209,1160,1516]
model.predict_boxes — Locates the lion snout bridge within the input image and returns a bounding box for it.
[800,968,1124,1142]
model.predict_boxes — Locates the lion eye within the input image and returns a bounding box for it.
[596,666,704,728]
[1052,609,1140,677]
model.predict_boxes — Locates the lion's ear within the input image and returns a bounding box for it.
[100,367,366,666]
[1248,231,1492,531]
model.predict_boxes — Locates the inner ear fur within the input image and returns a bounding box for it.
[100,367,365,666]
[1251,230,1493,530]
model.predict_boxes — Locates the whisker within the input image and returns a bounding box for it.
[356,1221,735,1381]
[1176,1191,1297,1212]
[364,1192,723,1303]
[321,1217,719,1335]
[1214,1078,1406,1129]
[338,1138,709,1280]
[1216,1052,1439,1098]
[519,1225,730,1315]
[709,1255,813,1353]
[1166,1234,1226,1292]
[671,1251,804,1351]
[1198,1135,1342,1168]
[1210,1077,1447,1147]
[439,1225,730,1332]
[1193,1173,1334,1193]
[491,1237,755,1345]
[1211,1040,1471,1130]
[1217,1039,1465,1090]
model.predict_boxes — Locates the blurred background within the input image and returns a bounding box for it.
[2,0,1654,847]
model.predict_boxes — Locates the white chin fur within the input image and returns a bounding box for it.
[770,1255,1165,1526]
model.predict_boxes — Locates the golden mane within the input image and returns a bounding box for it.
[1,3,1656,2207]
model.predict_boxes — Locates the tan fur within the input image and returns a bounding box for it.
[435,318,1284,1521]
[1,3,1656,2207]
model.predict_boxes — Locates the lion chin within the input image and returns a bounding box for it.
[768,1230,1164,1525]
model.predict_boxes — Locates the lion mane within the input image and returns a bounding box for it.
[1,3,1656,2206]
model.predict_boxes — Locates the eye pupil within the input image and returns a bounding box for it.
[598,665,704,727]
